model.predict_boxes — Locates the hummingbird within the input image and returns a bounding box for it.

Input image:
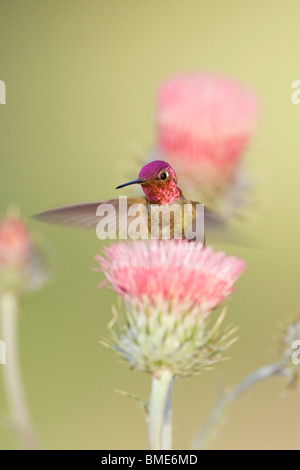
[34,160,220,241]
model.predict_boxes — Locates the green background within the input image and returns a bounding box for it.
[1,0,300,450]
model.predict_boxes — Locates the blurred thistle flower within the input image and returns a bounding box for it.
[151,73,259,219]
[96,240,245,377]
[0,213,30,267]
[0,207,50,450]
[278,317,300,387]
[0,208,49,293]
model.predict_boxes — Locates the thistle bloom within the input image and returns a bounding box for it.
[0,209,50,450]
[154,73,259,218]
[96,240,245,377]
[0,211,48,293]
[0,216,30,267]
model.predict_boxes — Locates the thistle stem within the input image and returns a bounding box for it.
[192,362,285,450]
[148,369,173,450]
[161,373,173,450]
[0,292,39,449]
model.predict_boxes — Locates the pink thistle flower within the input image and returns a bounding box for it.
[154,73,259,218]
[97,240,245,316]
[96,240,245,376]
[0,210,49,293]
[0,214,31,268]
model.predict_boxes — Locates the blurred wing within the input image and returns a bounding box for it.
[200,203,256,247]
[33,197,149,239]
[203,206,227,232]
[180,200,227,244]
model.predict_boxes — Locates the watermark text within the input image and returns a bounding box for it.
[0,340,6,365]
[95,196,204,243]
[291,80,300,104]
[291,339,300,365]
[0,80,6,104]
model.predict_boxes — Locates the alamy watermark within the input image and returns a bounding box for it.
[291,80,300,104]
[94,196,204,243]
[0,340,6,365]
[0,80,6,104]
[291,340,300,365]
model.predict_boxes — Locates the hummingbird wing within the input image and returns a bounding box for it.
[33,197,149,239]
[181,200,227,243]
[203,206,227,231]
[192,202,255,247]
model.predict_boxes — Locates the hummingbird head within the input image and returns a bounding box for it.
[116,161,182,204]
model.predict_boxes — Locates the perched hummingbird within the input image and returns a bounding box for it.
[34,160,220,241]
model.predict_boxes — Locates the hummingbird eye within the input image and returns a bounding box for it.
[159,170,170,181]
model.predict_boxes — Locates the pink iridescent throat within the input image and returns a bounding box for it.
[141,180,182,205]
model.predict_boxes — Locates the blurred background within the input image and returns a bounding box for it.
[1,0,300,450]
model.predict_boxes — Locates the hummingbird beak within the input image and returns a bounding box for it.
[115,178,144,189]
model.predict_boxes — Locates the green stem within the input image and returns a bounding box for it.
[192,362,285,450]
[0,292,39,449]
[148,369,173,450]
[161,373,173,450]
